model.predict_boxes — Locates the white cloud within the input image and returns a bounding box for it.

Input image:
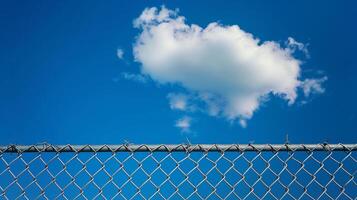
[301,76,328,97]
[133,6,326,126]
[117,48,124,59]
[121,72,148,83]
[175,116,192,132]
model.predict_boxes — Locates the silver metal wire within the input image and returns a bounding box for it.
[0,144,356,199]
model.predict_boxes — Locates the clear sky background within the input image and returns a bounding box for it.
[0,0,356,145]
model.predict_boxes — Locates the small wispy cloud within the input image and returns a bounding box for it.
[167,93,196,112]
[286,37,310,58]
[175,116,192,133]
[239,119,247,128]
[301,76,328,97]
[117,48,124,60]
[121,72,148,83]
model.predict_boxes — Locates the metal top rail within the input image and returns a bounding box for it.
[1,143,356,153]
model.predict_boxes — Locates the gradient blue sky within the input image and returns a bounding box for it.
[0,0,356,145]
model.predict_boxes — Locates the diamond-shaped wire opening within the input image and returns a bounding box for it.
[224,166,243,186]
[61,178,82,199]
[81,154,103,175]
[1,154,30,198]
[91,167,112,189]
[216,153,234,174]
[215,178,234,199]
[233,175,252,198]
[121,180,139,200]
[139,153,158,176]
[149,193,166,200]
[187,166,204,186]
[159,153,178,175]
[321,154,340,173]
[112,165,130,188]
[122,154,140,175]
[0,169,13,193]
[7,154,27,176]
[252,177,269,199]
[42,181,62,199]
[278,167,295,187]
[4,181,23,199]
[101,179,120,199]
[54,164,75,188]
[169,165,186,188]
[201,152,224,187]
[186,152,206,186]
[295,168,313,189]
[242,163,260,186]
[341,152,356,169]
[334,167,353,186]
[225,191,240,200]
[304,152,323,172]
[176,153,196,174]
[197,153,215,174]
[21,181,42,199]
[267,152,285,177]
[269,179,286,199]
[96,152,114,163]
[177,179,195,199]
[286,154,302,174]
[307,180,325,199]
[342,180,356,199]
[260,167,277,186]
[35,168,53,187]
[131,164,151,189]
[150,164,168,188]
[64,154,84,176]
[81,180,101,199]
[286,180,305,199]
[158,179,176,199]
[36,168,56,195]
[325,180,343,199]
[314,166,333,186]
[15,165,33,190]
[251,154,268,172]
[196,177,214,199]
[47,155,64,178]
[57,152,77,164]
[206,165,224,187]
[102,154,121,175]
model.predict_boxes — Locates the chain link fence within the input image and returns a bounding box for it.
[0,144,356,200]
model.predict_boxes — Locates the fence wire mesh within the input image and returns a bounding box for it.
[0,144,356,200]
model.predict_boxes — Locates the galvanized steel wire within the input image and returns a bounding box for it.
[0,144,356,199]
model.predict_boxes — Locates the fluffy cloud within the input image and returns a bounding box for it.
[133,6,326,126]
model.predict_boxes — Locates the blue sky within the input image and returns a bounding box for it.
[0,0,356,145]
